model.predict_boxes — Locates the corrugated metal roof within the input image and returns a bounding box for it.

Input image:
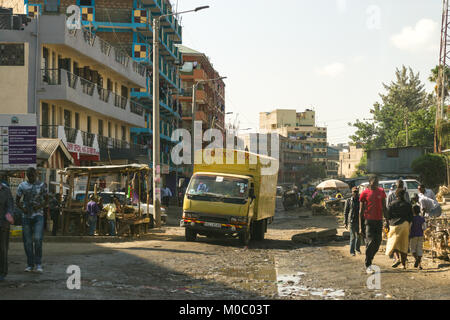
[37,139,73,163]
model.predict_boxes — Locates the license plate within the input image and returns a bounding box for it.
[204,222,221,228]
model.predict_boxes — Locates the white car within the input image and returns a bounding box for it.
[358,179,420,200]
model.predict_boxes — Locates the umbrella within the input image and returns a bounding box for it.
[316,179,349,190]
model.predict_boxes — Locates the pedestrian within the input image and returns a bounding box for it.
[359,175,387,275]
[387,180,410,208]
[49,193,61,236]
[0,179,15,281]
[344,187,362,256]
[86,194,99,236]
[104,196,120,236]
[385,189,413,269]
[410,205,426,270]
[386,179,410,260]
[418,184,436,201]
[161,185,172,208]
[16,167,48,273]
[418,189,442,218]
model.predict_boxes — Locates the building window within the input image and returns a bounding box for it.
[98,119,104,137]
[0,44,24,66]
[79,0,93,6]
[64,110,71,128]
[108,122,111,138]
[121,126,126,141]
[87,116,91,133]
[75,113,80,130]
[386,149,399,158]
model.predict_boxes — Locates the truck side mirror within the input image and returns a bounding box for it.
[249,188,255,199]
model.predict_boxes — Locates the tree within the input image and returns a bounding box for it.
[350,66,435,149]
[351,153,368,178]
[411,154,447,189]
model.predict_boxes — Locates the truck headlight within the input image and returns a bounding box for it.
[230,216,248,224]
[183,212,199,219]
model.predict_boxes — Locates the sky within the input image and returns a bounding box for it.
[175,0,442,145]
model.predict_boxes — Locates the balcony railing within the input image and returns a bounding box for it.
[41,68,147,123]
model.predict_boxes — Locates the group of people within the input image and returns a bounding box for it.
[86,194,121,237]
[344,175,441,274]
[0,167,48,280]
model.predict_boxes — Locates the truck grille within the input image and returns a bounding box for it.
[199,216,229,224]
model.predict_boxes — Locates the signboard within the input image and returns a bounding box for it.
[66,142,99,156]
[0,115,37,170]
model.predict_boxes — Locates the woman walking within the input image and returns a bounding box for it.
[385,189,413,269]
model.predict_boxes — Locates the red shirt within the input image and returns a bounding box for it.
[359,187,386,221]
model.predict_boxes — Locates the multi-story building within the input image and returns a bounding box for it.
[178,45,225,134]
[326,145,340,178]
[17,0,184,188]
[0,8,150,169]
[338,145,364,178]
[177,44,225,175]
[259,109,327,184]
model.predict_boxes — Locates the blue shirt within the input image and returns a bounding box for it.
[17,181,47,218]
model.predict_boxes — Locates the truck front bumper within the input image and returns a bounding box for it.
[180,219,246,235]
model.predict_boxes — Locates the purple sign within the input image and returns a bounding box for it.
[9,155,36,164]
[8,146,37,155]
[8,126,37,136]
[8,136,37,145]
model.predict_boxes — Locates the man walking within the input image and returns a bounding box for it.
[16,167,48,273]
[359,175,387,274]
[344,187,362,256]
[0,179,14,281]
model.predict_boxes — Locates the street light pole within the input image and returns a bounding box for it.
[152,17,161,228]
[152,5,209,228]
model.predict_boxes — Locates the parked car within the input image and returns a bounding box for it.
[358,179,420,200]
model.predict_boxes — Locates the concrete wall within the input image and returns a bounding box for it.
[0,42,29,114]
[367,147,427,174]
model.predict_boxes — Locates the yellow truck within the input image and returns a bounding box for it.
[180,149,279,245]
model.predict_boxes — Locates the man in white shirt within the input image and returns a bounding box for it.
[418,193,441,217]
[418,185,436,201]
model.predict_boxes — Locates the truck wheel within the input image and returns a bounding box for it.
[252,220,266,241]
[239,229,250,246]
[185,228,197,242]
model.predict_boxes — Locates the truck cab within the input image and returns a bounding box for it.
[180,149,278,245]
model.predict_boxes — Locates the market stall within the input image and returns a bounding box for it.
[58,164,152,236]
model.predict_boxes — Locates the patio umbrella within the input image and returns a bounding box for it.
[316,179,349,190]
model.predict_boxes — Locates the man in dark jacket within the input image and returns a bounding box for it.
[344,187,362,256]
[0,180,15,281]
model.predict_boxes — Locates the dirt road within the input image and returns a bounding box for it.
[1,205,449,300]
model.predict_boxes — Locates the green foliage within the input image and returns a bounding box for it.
[350,66,435,150]
[411,153,447,189]
[351,153,368,177]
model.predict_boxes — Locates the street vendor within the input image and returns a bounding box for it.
[103,196,121,236]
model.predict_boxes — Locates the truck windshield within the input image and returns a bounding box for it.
[187,175,249,199]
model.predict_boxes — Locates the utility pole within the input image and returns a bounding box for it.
[436,0,450,153]
[152,17,161,227]
[152,5,209,227]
